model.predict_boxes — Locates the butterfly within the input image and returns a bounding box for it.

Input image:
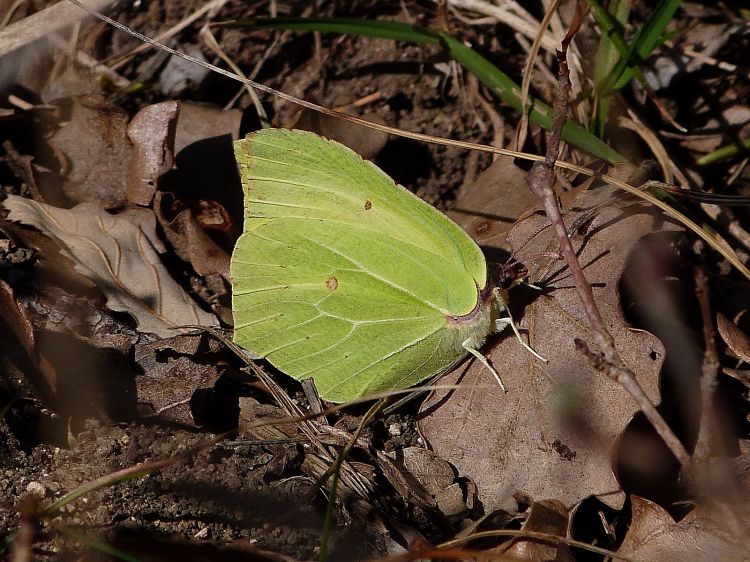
[230,128,539,402]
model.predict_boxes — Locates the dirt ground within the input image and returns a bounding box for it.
[2,0,750,561]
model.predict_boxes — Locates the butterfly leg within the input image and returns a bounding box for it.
[462,340,506,393]
[495,314,547,362]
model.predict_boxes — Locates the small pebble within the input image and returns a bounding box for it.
[194,526,210,539]
[388,423,401,437]
[25,481,46,498]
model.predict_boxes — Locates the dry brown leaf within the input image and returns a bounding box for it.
[400,447,456,497]
[0,277,57,394]
[500,498,572,561]
[48,95,132,208]
[618,495,750,561]
[717,312,750,364]
[134,333,223,425]
[173,101,242,154]
[396,446,471,516]
[3,196,218,336]
[2,220,99,293]
[377,450,437,510]
[447,155,537,252]
[419,187,672,510]
[153,192,232,323]
[722,368,750,388]
[0,277,36,359]
[126,101,179,206]
[291,108,388,160]
[154,191,231,281]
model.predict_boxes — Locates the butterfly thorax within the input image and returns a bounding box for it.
[444,284,502,351]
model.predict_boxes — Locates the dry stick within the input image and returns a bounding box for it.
[691,269,747,539]
[526,9,690,467]
[692,267,720,461]
[515,0,560,152]
[10,495,39,562]
[0,0,115,58]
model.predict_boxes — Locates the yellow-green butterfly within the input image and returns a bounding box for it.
[231,128,536,403]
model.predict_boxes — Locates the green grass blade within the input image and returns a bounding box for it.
[592,0,630,88]
[696,138,750,166]
[226,17,626,164]
[232,17,438,42]
[592,0,630,137]
[436,32,624,164]
[628,0,682,60]
[589,0,682,95]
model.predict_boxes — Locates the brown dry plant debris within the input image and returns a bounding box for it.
[1,0,750,560]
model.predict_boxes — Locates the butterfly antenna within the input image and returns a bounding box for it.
[462,340,506,393]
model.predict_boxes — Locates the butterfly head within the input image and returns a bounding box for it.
[494,259,529,291]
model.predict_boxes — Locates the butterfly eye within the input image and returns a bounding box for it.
[496,259,529,290]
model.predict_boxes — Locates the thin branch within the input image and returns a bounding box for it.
[525,3,690,467]
[692,267,721,461]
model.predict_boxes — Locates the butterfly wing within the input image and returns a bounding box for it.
[231,129,491,402]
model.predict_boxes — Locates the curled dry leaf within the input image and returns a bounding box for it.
[717,312,750,364]
[0,277,57,394]
[153,192,232,323]
[3,196,218,337]
[377,448,438,510]
[134,333,223,425]
[446,155,537,252]
[126,101,179,206]
[501,498,572,561]
[420,186,673,510]
[48,95,132,208]
[154,191,231,281]
[723,368,750,388]
[396,446,472,517]
[618,495,750,561]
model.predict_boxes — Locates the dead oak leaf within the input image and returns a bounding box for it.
[420,188,674,510]
[48,95,132,209]
[3,196,218,337]
[446,154,537,253]
[618,495,750,561]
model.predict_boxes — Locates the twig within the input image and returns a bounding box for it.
[318,400,385,562]
[525,4,690,468]
[199,25,267,122]
[105,0,228,69]
[516,0,561,152]
[0,0,114,58]
[688,272,746,536]
[10,495,39,562]
[692,267,720,460]
[47,33,131,89]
